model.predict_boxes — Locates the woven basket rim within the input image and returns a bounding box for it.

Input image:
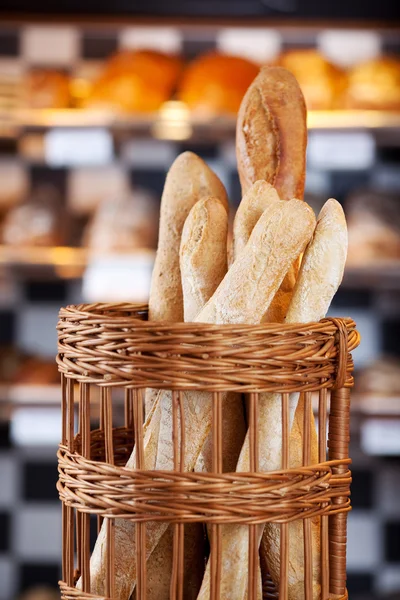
[58,302,357,336]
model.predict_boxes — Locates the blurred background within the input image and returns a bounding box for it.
[0,1,400,599]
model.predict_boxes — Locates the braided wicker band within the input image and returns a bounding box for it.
[57,303,358,393]
[59,580,349,600]
[57,426,351,525]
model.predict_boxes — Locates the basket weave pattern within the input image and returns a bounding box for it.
[56,303,359,600]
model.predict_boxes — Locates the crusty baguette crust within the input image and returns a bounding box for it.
[286,198,348,323]
[236,66,307,201]
[149,151,228,323]
[232,180,280,262]
[180,196,228,322]
[199,198,315,324]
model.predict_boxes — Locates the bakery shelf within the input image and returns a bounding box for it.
[1,247,400,288]
[0,383,61,405]
[0,246,156,278]
[3,108,400,141]
[343,263,400,289]
[1,385,399,417]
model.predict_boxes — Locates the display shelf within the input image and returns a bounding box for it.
[3,108,400,142]
[0,246,156,278]
[343,263,400,290]
[1,384,399,418]
[1,247,400,288]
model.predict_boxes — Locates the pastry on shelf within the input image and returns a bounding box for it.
[86,49,183,113]
[178,52,260,115]
[346,190,400,265]
[2,184,65,247]
[278,48,346,110]
[83,188,159,252]
[24,69,70,109]
[342,56,400,111]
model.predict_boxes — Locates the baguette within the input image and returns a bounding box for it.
[232,180,280,261]
[236,66,307,200]
[261,198,348,598]
[180,196,228,322]
[180,195,247,474]
[145,154,227,417]
[87,195,315,599]
[149,151,228,322]
[260,394,319,596]
[140,197,231,599]
[236,66,307,323]
[197,198,347,600]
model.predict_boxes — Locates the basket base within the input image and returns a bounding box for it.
[59,580,348,600]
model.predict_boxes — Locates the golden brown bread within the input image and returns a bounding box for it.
[278,49,346,110]
[178,52,260,115]
[87,49,183,112]
[342,56,400,111]
[149,151,228,323]
[236,66,307,201]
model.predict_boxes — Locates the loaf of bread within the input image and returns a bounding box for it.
[236,66,307,201]
[87,49,183,112]
[197,198,347,600]
[278,49,346,110]
[178,52,260,115]
[342,56,400,111]
[199,198,315,325]
[149,151,228,323]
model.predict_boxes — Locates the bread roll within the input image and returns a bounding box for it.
[87,194,315,600]
[343,56,400,111]
[278,49,346,110]
[87,49,183,112]
[232,180,280,261]
[178,52,260,115]
[149,151,228,323]
[197,198,347,600]
[236,66,307,200]
[25,69,70,109]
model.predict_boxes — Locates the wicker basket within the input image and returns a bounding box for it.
[56,303,360,600]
